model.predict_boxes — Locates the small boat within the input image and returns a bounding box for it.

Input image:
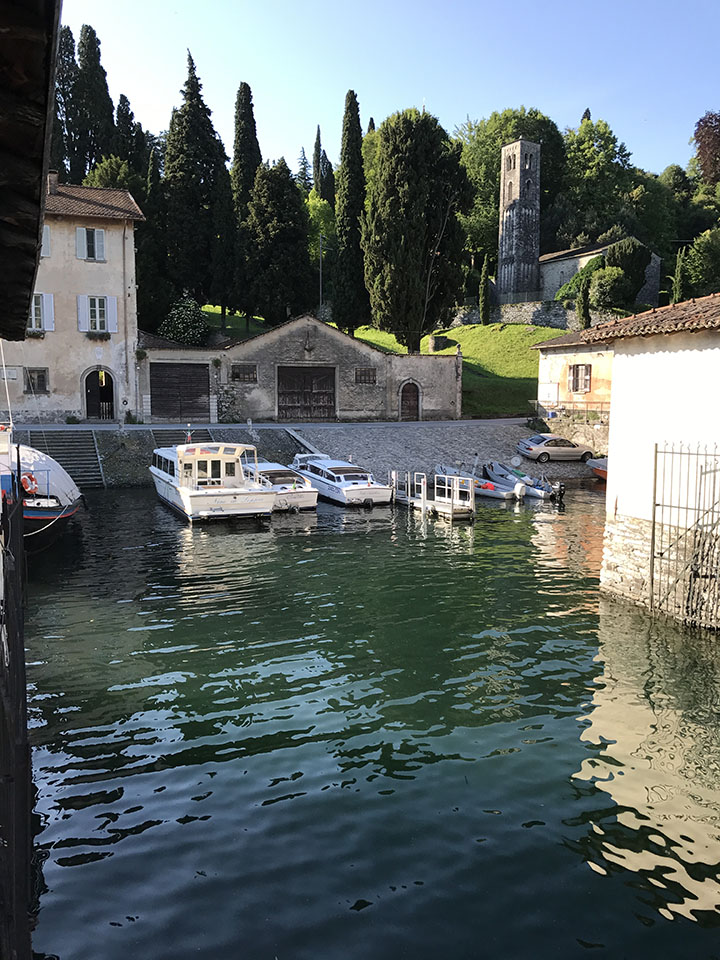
[150,442,276,521]
[249,459,318,512]
[436,462,524,501]
[290,453,392,507]
[586,457,608,480]
[0,439,83,549]
[484,461,560,501]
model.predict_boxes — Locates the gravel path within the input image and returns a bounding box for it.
[291,420,598,483]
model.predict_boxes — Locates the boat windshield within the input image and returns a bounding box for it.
[262,470,302,485]
[329,467,371,482]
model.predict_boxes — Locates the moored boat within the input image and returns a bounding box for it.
[150,442,276,521]
[249,459,319,512]
[484,461,560,500]
[437,462,523,500]
[290,453,392,506]
[586,457,608,480]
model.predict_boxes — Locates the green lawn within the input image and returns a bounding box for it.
[202,305,267,340]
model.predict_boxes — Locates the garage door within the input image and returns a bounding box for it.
[277,366,335,420]
[150,363,210,420]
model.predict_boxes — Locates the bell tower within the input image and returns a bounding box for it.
[497,139,541,302]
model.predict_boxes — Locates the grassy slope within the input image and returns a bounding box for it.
[353,323,566,417]
[202,306,566,418]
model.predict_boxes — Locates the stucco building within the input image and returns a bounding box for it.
[138,315,462,423]
[0,173,144,422]
[532,331,613,417]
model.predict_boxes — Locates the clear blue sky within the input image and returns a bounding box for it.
[61,0,719,175]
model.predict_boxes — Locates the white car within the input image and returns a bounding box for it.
[517,434,594,464]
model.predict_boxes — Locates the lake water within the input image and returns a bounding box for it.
[26,489,720,959]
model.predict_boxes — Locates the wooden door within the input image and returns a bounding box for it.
[400,382,419,421]
[150,363,210,420]
[277,366,335,420]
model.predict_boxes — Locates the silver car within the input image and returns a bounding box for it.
[517,434,594,464]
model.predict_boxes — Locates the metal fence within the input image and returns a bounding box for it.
[650,443,720,631]
[529,399,611,423]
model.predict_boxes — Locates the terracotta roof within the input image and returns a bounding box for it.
[582,293,720,343]
[45,185,144,221]
[538,242,608,265]
[532,331,587,350]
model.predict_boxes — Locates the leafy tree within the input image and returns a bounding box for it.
[74,25,115,176]
[83,154,144,198]
[50,25,79,180]
[158,295,210,345]
[576,275,591,329]
[685,228,720,296]
[605,236,651,302]
[456,106,566,262]
[164,53,228,304]
[362,109,471,352]
[671,247,687,304]
[319,149,335,207]
[313,126,322,193]
[333,91,369,334]
[246,158,313,325]
[478,254,490,324]
[136,148,177,331]
[296,147,313,195]
[554,255,605,301]
[230,82,262,219]
[693,111,720,187]
[589,266,628,309]
[362,124,380,201]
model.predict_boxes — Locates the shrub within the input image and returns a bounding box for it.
[554,255,605,301]
[589,266,628,309]
[605,237,651,302]
[157,296,210,346]
[685,228,720,297]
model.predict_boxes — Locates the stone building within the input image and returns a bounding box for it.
[138,315,462,423]
[540,241,661,306]
[0,173,143,422]
[497,139,541,303]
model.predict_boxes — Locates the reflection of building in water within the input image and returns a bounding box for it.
[530,506,605,580]
[574,598,720,921]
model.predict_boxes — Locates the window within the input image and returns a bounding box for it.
[355,367,377,384]
[88,296,107,332]
[568,364,591,394]
[24,368,49,394]
[525,179,532,196]
[507,181,513,202]
[28,295,43,331]
[76,227,106,261]
[197,460,208,479]
[506,155,512,171]
[211,460,221,479]
[225,462,236,477]
[231,364,257,382]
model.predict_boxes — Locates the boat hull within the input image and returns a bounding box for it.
[23,498,83,550]
[292,470,392,507]
[271,487,318,511]
[152,475,275,521]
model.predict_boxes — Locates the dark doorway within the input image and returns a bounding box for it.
[150,363,210,421]
[400,382,420,421]
[277,366,335,420]
[85,369,115,420]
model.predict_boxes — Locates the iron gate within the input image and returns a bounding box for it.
[650,443,720,631]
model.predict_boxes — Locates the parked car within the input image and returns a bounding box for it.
[517,434,594,464]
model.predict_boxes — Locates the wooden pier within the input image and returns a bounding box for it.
[390,471,475,520]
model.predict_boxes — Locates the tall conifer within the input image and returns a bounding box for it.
[51,26,80,181]
[319,150,335,208]
[230,82,262,219]
[478,255,490,324]
[136,148,177,330]
[296,148,312,194]
[113,94,136,164]
[334,90,370,335]
[75,25,115,176]
[313,126,322,193]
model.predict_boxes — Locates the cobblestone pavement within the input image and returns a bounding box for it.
[292,420,601,483]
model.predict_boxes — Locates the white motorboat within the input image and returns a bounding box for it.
[290,453,392,506]
[150,442,276,521]
[248,459,319,512]
[484,461,560,501]
[436,462,523,501]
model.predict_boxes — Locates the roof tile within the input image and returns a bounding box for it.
[581,293,720,343]
[45,185,144,220]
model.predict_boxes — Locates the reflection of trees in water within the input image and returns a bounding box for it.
[573,597,720,922]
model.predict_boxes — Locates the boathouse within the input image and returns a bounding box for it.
[137,315,463,422]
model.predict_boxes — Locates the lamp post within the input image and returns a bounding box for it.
[319,233,325,314]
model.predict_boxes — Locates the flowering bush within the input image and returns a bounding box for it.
[157,296,210,346]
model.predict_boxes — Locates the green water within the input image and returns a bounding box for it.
[26,490,720,959]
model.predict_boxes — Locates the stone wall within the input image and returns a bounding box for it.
[452,301,616,331]
[600,514,652,607]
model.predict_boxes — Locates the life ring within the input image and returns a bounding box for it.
[21,472,38,495]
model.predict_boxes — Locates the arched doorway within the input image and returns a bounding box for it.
[85,369,115,420]
[399,381,420,421]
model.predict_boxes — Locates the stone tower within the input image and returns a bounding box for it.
[497,139,541,302]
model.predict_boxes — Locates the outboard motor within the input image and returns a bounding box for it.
[555,482,565,505]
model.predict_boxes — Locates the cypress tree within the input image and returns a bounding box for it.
[362,109,470,353]
[319,149,335,208]
[230,82,262,219]
[576,275,591,329]
[246,159,312,325]
[313,126,322,193]
[136,148,177,331]
[209,161,237,327]
[334,90,370,335]
[164,53,229,304]
[296,147,312,194]
[581,107,591,123]
[51,25,80,181]
[478,255,490,324]
[113,94,136,164]
[671,247,687,304]
[367,117,375,134]
[74,25,115,176]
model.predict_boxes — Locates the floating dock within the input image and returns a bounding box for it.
[389,471,475,520]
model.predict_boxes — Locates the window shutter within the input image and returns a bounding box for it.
[76,227,87,259]
[567,366,574,393]
[77,295,90,332]
[96,229,106,260]
[107,296,118,333]
[43,294,55,331]
[41,224,51,258]
[583,365,591,393]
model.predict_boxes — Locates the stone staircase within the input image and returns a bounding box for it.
[18,429,105,489]
[152,428,215,446]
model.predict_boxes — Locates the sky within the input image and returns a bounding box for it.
[61,0,719,176]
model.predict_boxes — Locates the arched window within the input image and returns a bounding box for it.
[507,181,513,202]
[506,155,512,171]
[526,179,532,195]
[512,154,516,169]
[529,153,534,169]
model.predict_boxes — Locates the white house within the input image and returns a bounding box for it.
[583,294,720,629]
[0,172,144,422]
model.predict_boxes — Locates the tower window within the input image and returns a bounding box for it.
[529,154,534,169]
[526,179,532,195]
[512,154,516,170]
[507,182,513,202]
[506,155,512,171]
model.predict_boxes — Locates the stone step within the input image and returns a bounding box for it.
[19,429,105,489]
[152,428,214,446]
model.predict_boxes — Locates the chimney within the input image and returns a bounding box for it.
[47,170,59,195]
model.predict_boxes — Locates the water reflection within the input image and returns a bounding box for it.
[575,597,720,922]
